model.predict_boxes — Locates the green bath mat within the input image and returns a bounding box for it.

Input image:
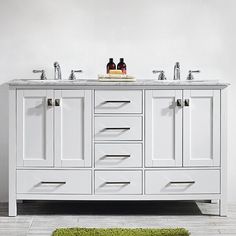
[52,228,190,236]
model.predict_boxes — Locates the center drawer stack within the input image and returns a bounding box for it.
[94,90,143,195]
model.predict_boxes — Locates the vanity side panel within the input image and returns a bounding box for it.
[220,88,227,216]
[9,87,17,216]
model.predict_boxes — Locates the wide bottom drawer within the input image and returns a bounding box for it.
[17,170,92,194]
[95,171,142,195]
[145,169,220,195]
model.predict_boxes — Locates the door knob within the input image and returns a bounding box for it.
[47,98,53,106]
[176,99,183,107]
[55,99,60,106]
[184,99,190,106]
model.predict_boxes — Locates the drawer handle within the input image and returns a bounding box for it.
[104,154,130,159]
[169,181,195,184]
[105,181,131,185]
[104,127,130,130]
[104,101,131,103]
[40,181,66,185]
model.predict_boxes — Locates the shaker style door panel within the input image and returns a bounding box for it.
[54,90,92,167]
[145,90,182,167]
[17,90,54,167]
[183,90,220,167]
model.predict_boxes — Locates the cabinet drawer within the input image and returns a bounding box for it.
[145,169,220,195]
[95,90,142,114]
[17,170,91,194]
[95,143,142,168]
[95,171,142,195]
[95,117,142,141]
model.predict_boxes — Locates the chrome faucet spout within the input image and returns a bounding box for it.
[174,62,180,80]
[54,62,62,80]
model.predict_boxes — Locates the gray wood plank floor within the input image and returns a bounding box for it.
[0,201,236,236]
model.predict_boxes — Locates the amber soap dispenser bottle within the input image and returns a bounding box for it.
[106,58,116,73]
[117,58,127,74]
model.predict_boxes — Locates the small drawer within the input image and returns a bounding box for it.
[95,143,142,168]
[145,169,220,195]
[17,170,92,194]
[95,171,142,195]
[95,90,142,114]
[95,116,142,141]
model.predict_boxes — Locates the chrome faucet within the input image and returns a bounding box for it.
[174,62,180,80]
[54,62,62,80]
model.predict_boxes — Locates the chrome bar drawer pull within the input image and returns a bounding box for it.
[40,181,66,185]
[104,154,130,159]
[104,127,130,130]
[169,181,195,184]
[104,101,131,103]
[47,98,53,107]
[105,181,131,185]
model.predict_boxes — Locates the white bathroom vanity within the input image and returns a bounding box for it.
[8,79,229,216]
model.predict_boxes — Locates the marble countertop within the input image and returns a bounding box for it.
[8,79,230,88]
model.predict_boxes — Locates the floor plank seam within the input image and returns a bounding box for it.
[27,217,33,235]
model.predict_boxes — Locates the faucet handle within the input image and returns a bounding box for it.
[33,70,47,80]
[68,70,83,80]
[186,70,200,80]
[152,70,166,80]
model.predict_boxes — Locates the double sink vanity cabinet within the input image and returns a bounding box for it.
[8,79,229,216]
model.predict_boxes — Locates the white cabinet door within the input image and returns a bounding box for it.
[54,90,92,167]
[17,90,54,167]
[145,90,182,167]
[183,90,220,166]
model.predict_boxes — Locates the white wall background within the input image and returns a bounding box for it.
[0,0,236,202]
